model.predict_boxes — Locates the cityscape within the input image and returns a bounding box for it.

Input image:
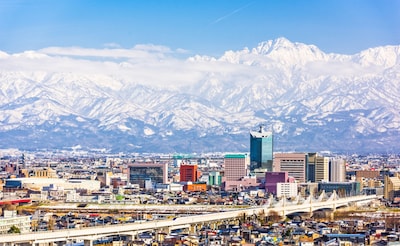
[0,125,399,245]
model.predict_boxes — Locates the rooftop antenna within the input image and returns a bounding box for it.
[259,124,264,133]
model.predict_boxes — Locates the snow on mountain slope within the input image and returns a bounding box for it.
[0,38,399,153]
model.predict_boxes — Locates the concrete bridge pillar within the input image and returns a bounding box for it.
[330,210,335,221]
[156,231,168,242]
[160,226,171,234]
[216,219,225,229]
[210,221,218,230]
[189,223,200,234]
[196,223,201,231]
[130,231,140,240]
[83,239,93,246]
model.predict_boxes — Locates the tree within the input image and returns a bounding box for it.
[267,210,281,224]
[257,209,266,225]
[8,225,20,234]
[312,210,329,222]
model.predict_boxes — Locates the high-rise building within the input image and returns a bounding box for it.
[224,154,249,181]
[306,153,316,182]
[330,158,346,182]
[384,173,400,201]
[128,162,168,189]
[315,156,329,182]
[274,153,307,183]
[223,154,258,192]
[306,153,329,182]
[180,164,198,182]
[250,125,273,173]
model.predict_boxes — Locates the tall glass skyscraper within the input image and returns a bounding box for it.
[250,125,273,173]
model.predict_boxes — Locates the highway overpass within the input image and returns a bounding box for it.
[0,194,378,246]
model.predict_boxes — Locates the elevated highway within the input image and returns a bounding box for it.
[0,194,378,245]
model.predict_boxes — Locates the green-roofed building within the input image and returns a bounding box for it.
[224,153,249,181]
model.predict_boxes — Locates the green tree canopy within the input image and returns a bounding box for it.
[8,225,20,234]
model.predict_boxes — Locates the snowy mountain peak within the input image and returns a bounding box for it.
[250,37,327,65]
[0,38,399,153]
[218,38,327,65]
[355,45,400,68]
[255,37,296,53]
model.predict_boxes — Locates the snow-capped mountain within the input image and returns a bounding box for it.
[0,37,399,154]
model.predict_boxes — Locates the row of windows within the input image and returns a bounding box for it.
[0,219,30,225]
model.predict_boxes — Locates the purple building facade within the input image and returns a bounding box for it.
[265,171,288,194]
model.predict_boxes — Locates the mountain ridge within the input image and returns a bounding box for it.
[0,38,399,154]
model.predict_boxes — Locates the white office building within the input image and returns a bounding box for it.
[0,210,31,234]
[276,182,298,198]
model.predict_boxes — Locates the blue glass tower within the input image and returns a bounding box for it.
[250,125,273,172]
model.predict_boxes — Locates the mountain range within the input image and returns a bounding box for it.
[0,37,399,154]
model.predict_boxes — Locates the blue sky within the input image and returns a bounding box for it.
[0,0,399,56]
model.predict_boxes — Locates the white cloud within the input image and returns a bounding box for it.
[132,44,172,53]
[0,42,390,90]
[0,44,257,89]
[39,46,164,60]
